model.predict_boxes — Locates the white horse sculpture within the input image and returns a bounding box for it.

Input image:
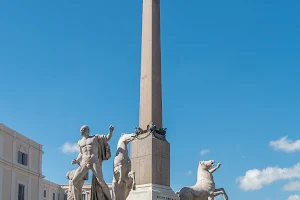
[176,160,228,200]
[112,133,136,200]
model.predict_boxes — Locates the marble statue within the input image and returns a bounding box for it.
[71,125,114,200]
[112,133,137,200]
[176,160,228,200]
[66,168,88,200]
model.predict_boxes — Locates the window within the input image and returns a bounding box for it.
[17,151,28,166]
[44,189,47,198]
[53,193,55,200]
[82,194,86,200]
[64,194,67,200]
[18,184,25,200]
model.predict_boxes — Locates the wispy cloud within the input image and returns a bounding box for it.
[200,149,210,156]
[236,163,300,191]
[185,170,192,176]
[288,195,300,200]
[270,136,300,152]
[61,142,79,154]
[283,181,300,191]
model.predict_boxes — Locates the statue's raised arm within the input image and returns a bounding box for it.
[106,125,114,141]
[96,125,114,142]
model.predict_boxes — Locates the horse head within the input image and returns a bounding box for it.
[120,133,137,145]
[199,160,215,171]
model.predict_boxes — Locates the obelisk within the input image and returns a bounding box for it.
[128,0,179,199]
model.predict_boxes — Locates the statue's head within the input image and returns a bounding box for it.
[120,133,136,144]
[199,160,215,171]
[80,125,90,137]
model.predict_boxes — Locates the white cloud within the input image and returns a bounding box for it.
[61,142,79,154]
[185,170,192,176]
[200,149,210,156]
[283,181,300,191]
[237,163,300,191]
[288,195,300,200]
[270,136,300,152]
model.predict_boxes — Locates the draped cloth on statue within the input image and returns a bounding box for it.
[90,135,111,200]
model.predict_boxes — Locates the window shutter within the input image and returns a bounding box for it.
[22,185,25,200]
[18,184,25,200]
[18,151,21,164]
[18,184,21,200]
[24,154,28,166]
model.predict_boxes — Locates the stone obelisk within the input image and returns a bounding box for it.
[128,0,179,199]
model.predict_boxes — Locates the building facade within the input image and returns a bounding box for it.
[0,123,112,200]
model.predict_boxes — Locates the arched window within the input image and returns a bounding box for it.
[42,186,47,198]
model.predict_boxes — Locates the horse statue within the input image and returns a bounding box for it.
[176,160,228,200]
[112,133,137,200]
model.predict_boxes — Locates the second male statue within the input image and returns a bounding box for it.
[70,125,114,200]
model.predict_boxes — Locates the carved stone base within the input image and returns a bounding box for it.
[126,184,179,200]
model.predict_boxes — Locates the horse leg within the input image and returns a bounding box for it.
[114,185,126,200]
[213,188,228,200]
[117,165,123,184]
[128,171,136,190]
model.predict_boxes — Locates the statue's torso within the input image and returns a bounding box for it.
[79,136,99,161]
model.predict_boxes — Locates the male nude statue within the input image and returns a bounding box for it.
[71,125,114,200]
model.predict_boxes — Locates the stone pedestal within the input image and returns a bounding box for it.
[127,184,179,200]
[131,136,170,186]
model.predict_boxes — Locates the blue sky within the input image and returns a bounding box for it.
[1,0,300,199]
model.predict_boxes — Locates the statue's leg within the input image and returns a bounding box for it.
[124,185,132,200]
[128,171,136,190]
[71,165,88,200]
[213,188,228,200]
[124,171,135,199]
[91,161,112,200]
[112,181,124,200]
[118,165,123,184]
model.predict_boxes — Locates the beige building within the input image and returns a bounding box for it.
[0,123,112,200]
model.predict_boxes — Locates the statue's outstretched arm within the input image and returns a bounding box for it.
[75,152,82,162]
[209,163,221,173]
[106,125,114,142]
[72,144,82,165]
